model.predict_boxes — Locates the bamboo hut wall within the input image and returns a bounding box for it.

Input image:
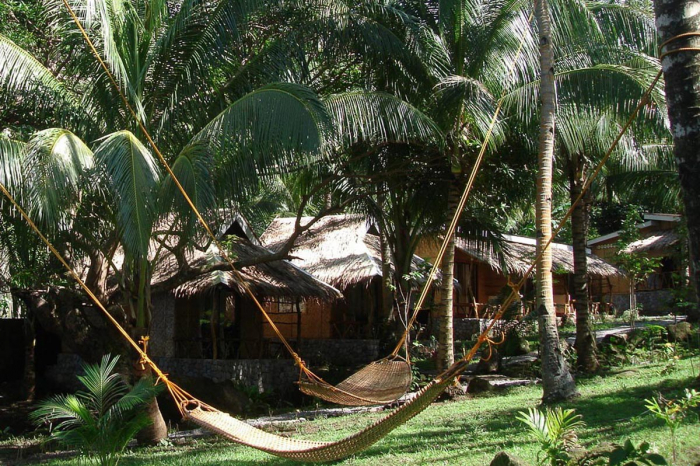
[261,300,333,340]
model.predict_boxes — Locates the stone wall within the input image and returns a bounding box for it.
[154,357,298,395]
[298,339,379,366]
[610,290,674,315]
[44,353,84,392]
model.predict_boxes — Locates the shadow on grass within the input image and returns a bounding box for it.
[117,373,698,465]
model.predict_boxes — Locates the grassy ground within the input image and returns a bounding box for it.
[9,356,700,466]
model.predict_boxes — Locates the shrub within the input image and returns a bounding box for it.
[30,354,160,466]
[517,406,584,466]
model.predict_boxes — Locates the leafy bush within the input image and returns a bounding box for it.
[581,439,668,465]
[30,354,160,466]
[517,407,584,466]
[645,389,700,463]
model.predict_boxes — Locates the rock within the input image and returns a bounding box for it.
[500,354,538,378]
[601,332,628,346]
[490,451,530,466]
[668,322,693,342]
[466,377,493,394]
[502,328,531,356]
[475,349,501,374]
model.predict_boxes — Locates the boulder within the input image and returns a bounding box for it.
[475,349,501,374]
[502,328,531,356]
[466,377,493,394]
[490,451,530,466]
[667,322,694,342]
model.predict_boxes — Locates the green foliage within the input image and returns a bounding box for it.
[603,439,667,466]
[645,389,700,463]
[517,407,585,466]
[30,355,160,466]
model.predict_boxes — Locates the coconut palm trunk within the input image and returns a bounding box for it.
[569,157,598,372]
[654,0,700,323]
[436,180,459,371]
[535,0,578,402]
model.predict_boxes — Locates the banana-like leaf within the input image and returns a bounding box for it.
[23,129,94,228]
[95,131,160,260]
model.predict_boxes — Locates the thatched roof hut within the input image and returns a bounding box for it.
[621,230,680,254]
[261,214,425,289]
[456,235,622,278]
[152,238,341,300]
[109,214,341,301]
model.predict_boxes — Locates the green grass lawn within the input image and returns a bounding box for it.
[23,356,700,466]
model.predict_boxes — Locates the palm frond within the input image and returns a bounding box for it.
[94,131,161,260]
[194,82,330,198]
[23,129,94,229]
[0,34,82,123]
[325,91,443,147]
[0,137,25,190]
[159,141,216,239]
[76,354,126,417]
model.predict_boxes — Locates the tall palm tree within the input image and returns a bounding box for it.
[653,0,700,323]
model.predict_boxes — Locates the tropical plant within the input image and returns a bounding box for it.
[653,0,700,324]
[30,354,160,466]
[517,406,585,466]
[645,388,700,463]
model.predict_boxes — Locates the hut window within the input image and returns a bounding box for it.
[266,298,306,314]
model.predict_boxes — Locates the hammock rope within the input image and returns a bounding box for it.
[0,51,662,461]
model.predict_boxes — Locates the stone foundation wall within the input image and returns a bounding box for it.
[299,339,379,366]
[44,353,84,392]
[610,290,674,315]
[153,358,297,394]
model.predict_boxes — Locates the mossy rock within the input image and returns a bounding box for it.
[667,321,693,342]
[502,328,531,356]
[490,451,530,466]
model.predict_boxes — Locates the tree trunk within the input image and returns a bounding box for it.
[132,328,168,445]
[654,0,700,322]
[535,0,578,402]
[436,180,458,372]
[22,317,36,401]
[570,157,599,372]
[378,214,395,324]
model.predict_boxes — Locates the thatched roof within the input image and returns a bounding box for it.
[106,214,340,300]
[455,235,622,277]
[621,230,681,254]
[261,214,427,289]
[153,238,341,300]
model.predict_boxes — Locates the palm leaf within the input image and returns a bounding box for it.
[0,34,82,123]
[324,91,443,147]
[0,137,25,190]
[94,131,161,260]
[159,141,216,238]
[23,129,94,229]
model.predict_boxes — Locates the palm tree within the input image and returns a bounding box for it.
[0,0,337,439]
[653,0,700,323]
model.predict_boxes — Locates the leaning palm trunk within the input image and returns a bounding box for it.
[570,162,599,372]
[654,0,700,323]
[535,0,578,402]
[436,180,459,371]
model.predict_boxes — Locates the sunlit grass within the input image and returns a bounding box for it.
[24,356,700,465]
